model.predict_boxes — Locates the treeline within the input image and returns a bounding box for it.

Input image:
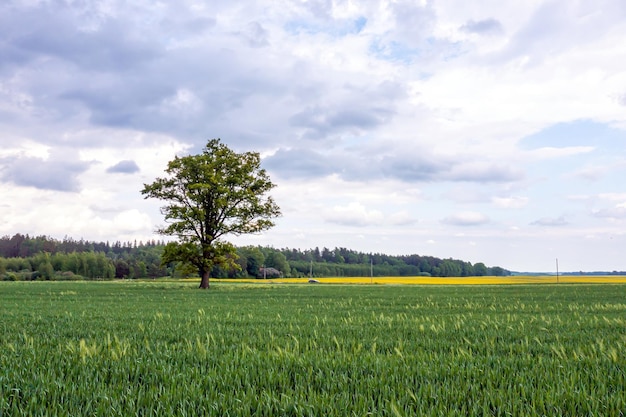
[0,233,167,257]
[0,234,168,281]
[0,234,510,281]
[231,246,509,278]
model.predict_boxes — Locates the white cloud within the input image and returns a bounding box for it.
[571,164,611,181]
[159,88,203,115]
[598,193,626,201]
[324,202,384,227]
[492,196,529,209]
[113,210,153,234]
[388,211,418,226]
[527,146,595,159]
[1,0,626,271]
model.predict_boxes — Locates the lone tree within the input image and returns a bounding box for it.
[142,139,280,289]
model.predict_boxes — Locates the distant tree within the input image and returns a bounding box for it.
[8,234,26,257]
[321,247,333,262]
[460,261,474,277]
[333,248,345,264]
[489,266,508,276]
[133,261,148,278]
[313,247,322,262]
[265,251,290,276]
[344,250,359,264]
[440,259,462,277]
[115,260,131,279]
[142,139,280,289]
[474,262,488,276]
[38,260,54,280]
[240,246,265,277]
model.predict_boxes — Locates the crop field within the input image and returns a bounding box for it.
[215,275,626,285]
[1,281,625,416]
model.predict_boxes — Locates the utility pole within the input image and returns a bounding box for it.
[556,258,559,284]
[370,258,373,284]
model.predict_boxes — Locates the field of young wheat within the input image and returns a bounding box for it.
[1,281,624,416]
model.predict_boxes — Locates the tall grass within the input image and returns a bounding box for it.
[1,282,624,416]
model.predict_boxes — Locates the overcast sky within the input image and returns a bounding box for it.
[1,0,625,272]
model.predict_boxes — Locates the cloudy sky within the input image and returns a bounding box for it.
[1,0,625,272]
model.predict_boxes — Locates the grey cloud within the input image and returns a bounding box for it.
[380,154,446,182]
[52,34,296,143]
[460,18,504,35]
[370,80,407,100]
[441,212,490,226]
[1,2,411,152]
[237,22,270,48]
[160,16,216,36]
[290,106,393,139]
[56,44,256,132]
[107,160,140,174]
[445,163,523,183]
[302,0,333,20]
[0,42,30,73]
[61,81,174,128]
[592,207,626,220]
[571,165,609,182]
[325,215,379,228]
[387,0,436,47]
[328,108,392,129]
[264,145,523,186]
[285,15,367,38]
[263,148,338,179]
[443,187,488,204]
[378,154,522,184]
[1,153,90,192]
[7,10,160,72]
[0,3,248,142]
[531,216,568,226]
[289,81,403,140]
[492,1,626,66]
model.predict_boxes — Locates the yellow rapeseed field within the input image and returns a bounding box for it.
[213,275,626,285]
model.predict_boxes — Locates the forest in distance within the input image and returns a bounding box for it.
[0,233,518,281]
[2,233,625,281]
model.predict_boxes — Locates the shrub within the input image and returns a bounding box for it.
[2,272,18,281]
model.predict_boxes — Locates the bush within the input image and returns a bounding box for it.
[2,272,18,281]
[56,271,83,281]
[14,270,38,281]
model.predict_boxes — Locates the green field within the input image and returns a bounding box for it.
[1,281,625,416]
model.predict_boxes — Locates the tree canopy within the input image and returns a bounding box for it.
[141,139,280,288]
[0,234,517,281]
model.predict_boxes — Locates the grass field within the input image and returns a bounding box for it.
[1,281,625,416]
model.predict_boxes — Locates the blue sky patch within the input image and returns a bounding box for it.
[519,119,626,151]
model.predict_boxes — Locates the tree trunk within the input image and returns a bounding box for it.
[199,270,210,289]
